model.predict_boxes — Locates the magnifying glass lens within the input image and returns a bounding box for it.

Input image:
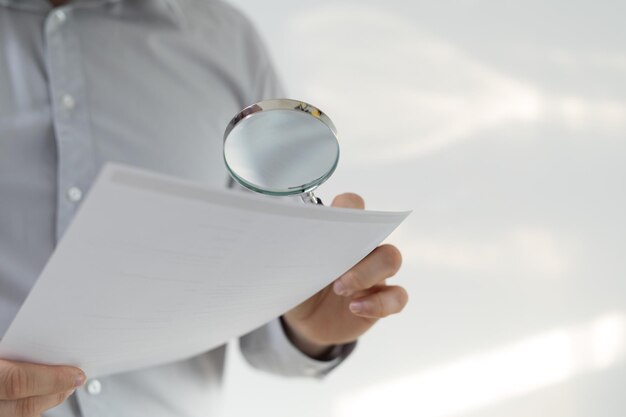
[223,100,339,198]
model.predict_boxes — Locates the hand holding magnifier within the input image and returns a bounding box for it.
[223,99,339,204]
[224,99,409,349]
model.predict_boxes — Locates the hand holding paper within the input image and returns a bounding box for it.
[0,359,86,417]
[283,193,407,357]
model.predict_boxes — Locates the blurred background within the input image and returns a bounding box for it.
[222,1,626,416]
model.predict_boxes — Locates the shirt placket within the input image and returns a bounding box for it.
[44,5,98,242]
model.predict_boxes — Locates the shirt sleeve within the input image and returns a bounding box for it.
[239,317,357,378]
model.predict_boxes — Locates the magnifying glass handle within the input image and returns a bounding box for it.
[301,191,324,205]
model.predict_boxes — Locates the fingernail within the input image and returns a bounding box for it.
[74,372,86,387]
[349,301,364,314]
[333,280,346,296]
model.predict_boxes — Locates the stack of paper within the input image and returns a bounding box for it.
[0,164,409,377]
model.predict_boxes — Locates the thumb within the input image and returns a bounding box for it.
[331,193,365,210]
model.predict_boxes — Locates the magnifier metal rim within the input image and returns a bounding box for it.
[223,98,339,196]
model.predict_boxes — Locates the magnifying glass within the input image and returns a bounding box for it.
[223,99,339,205]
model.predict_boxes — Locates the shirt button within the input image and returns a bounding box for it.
[54,10,67,24]
[86,379,102,395]
[67,186,83,202]
[61,94,76,110]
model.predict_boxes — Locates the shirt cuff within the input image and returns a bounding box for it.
[239,318,356,379]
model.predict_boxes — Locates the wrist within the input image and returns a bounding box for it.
[279,316,338,360]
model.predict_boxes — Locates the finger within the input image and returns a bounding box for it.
[0,360,85,400]
[331,193,365,209]
[348,285,409,318]
[333,244,402,296]
[0,390,74,417]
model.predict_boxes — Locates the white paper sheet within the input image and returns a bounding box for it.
[0,164,409,377]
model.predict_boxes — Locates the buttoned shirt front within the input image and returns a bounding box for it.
[0,1,349,416]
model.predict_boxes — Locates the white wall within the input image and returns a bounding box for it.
[222,1,626,416]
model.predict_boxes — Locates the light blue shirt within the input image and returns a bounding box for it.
[0,1,351,416]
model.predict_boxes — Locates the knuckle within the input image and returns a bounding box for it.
[395,287,409,311]
[343,193,365,208]
[347,269,367,290]
[55,390,70,405]
[3,365,30,400]
[17,397,39,417]
[379,245,403,273]
[374,293,387,317]
[334,193,365,209]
